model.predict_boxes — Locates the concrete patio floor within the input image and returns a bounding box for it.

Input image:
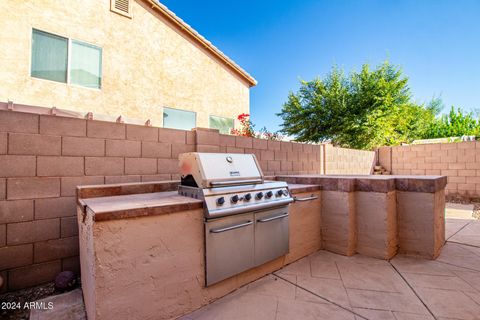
[181,217,480,320]
[29,208,480,320]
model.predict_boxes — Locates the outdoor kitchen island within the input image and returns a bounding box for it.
[76,175,446,320]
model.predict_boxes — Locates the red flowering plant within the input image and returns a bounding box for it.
[230,113,256,137]
[231,113,282,140]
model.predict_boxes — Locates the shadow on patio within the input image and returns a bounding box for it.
[179,218,480,320]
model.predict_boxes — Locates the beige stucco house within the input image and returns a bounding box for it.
[0,0,256,132]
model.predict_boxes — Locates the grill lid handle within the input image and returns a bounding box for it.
[209,179,263,187]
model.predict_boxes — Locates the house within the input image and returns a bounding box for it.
[0,0,256,133]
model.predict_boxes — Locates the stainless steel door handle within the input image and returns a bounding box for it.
[257,213,289,223]
[294,195,318,202]
[210,220,253,233]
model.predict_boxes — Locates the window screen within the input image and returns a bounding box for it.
[163,107,196,130]
[31,29,68,83]
[209,115,234,134]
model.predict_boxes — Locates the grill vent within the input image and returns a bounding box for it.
[111,0,132,17]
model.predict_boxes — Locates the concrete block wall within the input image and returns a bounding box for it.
[378,142,480,198]
[323,144,375,174]
[0,110,321,292]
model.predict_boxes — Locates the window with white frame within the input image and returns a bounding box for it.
[163,107,196,130]
[31,29,102,89]
[209,115,234,134]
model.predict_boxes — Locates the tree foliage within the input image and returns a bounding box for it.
[423,106,480,139]
[278,61,437,149]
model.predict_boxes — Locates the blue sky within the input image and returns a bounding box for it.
[161,0,480,132]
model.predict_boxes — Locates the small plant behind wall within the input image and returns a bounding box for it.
[231,113,283,140]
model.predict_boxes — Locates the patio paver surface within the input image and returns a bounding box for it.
[181,219,480,320]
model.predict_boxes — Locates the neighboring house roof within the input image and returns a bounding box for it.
[141,0,257,87]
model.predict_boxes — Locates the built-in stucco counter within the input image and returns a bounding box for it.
[76,176,446,320]
[76,181,321,320]
[276,175,447,259]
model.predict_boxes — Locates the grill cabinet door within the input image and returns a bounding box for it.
[205,213,254,286]
[254,207,290,266]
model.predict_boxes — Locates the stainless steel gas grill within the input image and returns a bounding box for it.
[178,152,294,286]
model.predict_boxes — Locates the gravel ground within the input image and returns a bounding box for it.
[447,196,480,219]
[0,278,80,320]
[0,282,57,320]
[473,203,480,219]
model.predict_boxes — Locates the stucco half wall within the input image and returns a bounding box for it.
[0,0,251,127]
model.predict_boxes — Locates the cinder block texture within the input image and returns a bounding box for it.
[0,200,34,224]
[0,133,6,154]
[7,178,60,200]
[37,156,84,177]
[8,133,61,155]
[0,155,36,177]
[126,125,158,142]
[62,137,105,157]
[382,142,480,199]
[87,120,125,139]
[106,140,141,157]
[0,244,33,270]
[6,219,60,245]
[8,260,61,290]
[40,116,86,137]
[0,110,38,134]
[324,144,375,175]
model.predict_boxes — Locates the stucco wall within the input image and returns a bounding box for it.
[0,0,250,127]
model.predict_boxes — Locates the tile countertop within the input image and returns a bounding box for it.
[77,182,319,222]
[79,191,203,222]
[77,175,447,222]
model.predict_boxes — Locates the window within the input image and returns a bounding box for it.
[31,29,68,83]
[163,107,196,130]
[70,41,102,88]
[209,115,234,134]
[31,29,102,89]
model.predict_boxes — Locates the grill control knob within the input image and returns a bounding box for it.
[217,197,225,205]
[231,195,239,203]
[277,189,288,197]
[256,192,264,200]
[266,191,273,198]
[244,193,252,201]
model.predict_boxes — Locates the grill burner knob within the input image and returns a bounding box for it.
[244,193,252,201]
[217,197,225,205]
[277,189,288,197]
[256,192,264,200]
[266,191,273,198]
[231,195,239,203]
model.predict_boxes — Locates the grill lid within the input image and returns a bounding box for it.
[179,153,264,188]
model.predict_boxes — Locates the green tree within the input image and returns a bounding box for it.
[278,61,436,149]
[423,106,480,138]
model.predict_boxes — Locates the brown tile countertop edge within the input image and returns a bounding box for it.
[287,183,321,194]
[76,175,447,222]
[77,182,319,222]
[77,180,179,200]
[80,191,203,222]
[276,175,447,193]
